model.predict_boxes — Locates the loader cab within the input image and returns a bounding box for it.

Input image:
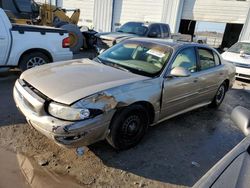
[0,0,39,19]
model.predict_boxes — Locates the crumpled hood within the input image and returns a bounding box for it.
[222,52,250,64]
[20,59,147,105]
[95,32,138,41]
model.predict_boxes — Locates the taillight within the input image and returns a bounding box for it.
[62,37,70,48]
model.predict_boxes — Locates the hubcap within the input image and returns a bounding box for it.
[122,115,141,138]
[216,85,225,104]
[27,57,46,69]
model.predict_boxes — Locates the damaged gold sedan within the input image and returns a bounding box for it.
[13,38,235,150]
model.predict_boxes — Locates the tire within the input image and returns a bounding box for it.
[209,82,227,108]
[19,52,50,72]
[107,105,149,150]
[60,24,83,53]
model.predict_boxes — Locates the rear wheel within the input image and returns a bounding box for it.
[107,105,149,150]
[210,83,226,108]
[60,24,83,53]
[19,52,50,71]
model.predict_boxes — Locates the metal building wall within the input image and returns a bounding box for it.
[182,0,250,23]
[240,8,250,41]
[161,0,184,33]
[63,0,95,27]
[93,0,114,32]
[112,0,164,31]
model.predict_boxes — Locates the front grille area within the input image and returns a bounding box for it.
[236,73,250,79]
[23,80,49,100]
[15,86,37,113]
[16,79,46,115]
[234,63,250,68]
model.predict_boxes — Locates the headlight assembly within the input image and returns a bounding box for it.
[48,102,102,121]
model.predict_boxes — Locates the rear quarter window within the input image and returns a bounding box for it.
[213,51,221,66]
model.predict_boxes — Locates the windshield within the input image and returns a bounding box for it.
[117,22,148,36]
[96,40,172,77]
[228,42,250,55]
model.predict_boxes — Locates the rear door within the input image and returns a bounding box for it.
[160,47,202,118]
[160,24,170,38]
[147,24,162,38]
[195,47,225,103]
[0,14,11,65]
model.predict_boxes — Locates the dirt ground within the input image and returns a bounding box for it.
[0,56,250,187]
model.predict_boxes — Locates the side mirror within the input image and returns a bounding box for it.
[231,106,250,136]
[170,67,191,77]
[148,31,158,38]
[115,27,120,32]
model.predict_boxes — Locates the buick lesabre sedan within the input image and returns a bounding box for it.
[14,38,235,150]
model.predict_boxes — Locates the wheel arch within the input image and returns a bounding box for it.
[223,79,230,91]
[18,48,53,66]
[110,101,155,128]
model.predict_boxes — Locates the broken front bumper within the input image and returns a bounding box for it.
[13,79,110,148]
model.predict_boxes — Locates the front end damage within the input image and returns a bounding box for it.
[13,79,117,148]
[13,75,162,148]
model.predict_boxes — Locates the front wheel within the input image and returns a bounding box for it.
[210,83,226,108]
[19,52,50,71]
[107,105,149,150]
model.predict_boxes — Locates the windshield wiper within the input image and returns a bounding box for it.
[95,57,130,72]
[93,57,104,64]
[108,63,130,72]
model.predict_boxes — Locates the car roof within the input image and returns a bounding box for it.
[125,21,168,26]
[126,37,210,50]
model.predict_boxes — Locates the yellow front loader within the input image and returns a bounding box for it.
[1,0,84,52]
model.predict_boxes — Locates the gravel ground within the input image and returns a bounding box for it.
[0,53,250,187]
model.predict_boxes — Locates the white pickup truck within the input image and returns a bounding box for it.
[0,8,73,71]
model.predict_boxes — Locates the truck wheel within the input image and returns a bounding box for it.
[61,24,83,53]
[19,52,50,71]
[107,105,149,150]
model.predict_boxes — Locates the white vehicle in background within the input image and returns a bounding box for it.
[0,8,72,72]
[222,41,250,80]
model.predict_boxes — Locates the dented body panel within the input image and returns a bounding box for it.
[13,39,235,148]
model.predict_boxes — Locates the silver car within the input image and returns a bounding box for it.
[13,38,235,150]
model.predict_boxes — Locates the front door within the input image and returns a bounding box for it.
[160,47,201,119]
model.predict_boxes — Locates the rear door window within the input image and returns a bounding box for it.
[148,24,162,38]
[198,48,216,70]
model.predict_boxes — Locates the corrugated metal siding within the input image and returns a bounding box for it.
[182,0,250,23]
[93,0,113,32]
[63,0,94,27]
[112,0,164,31]
[161,0,184,33]
[240,8,250,41]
